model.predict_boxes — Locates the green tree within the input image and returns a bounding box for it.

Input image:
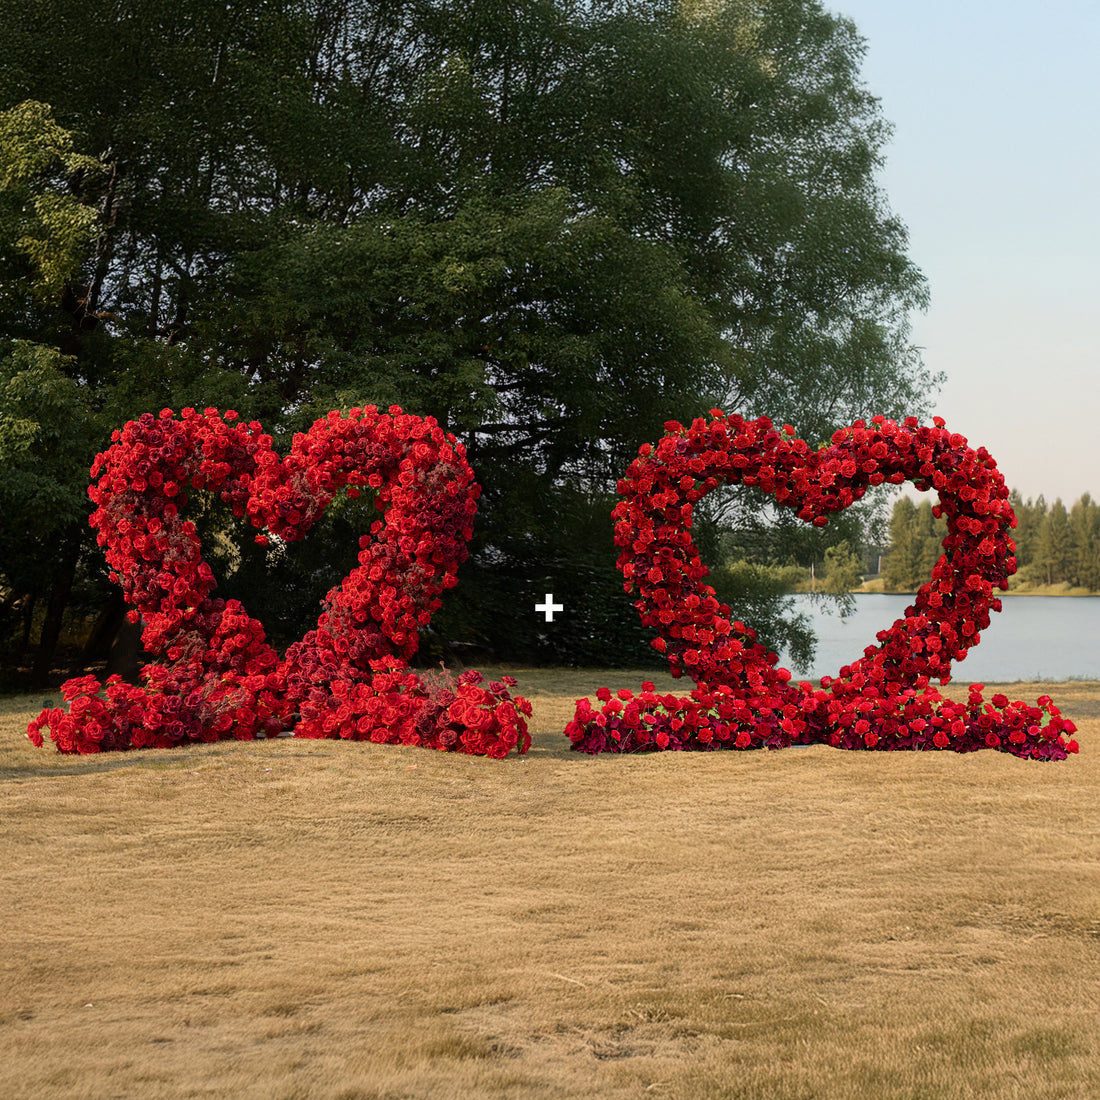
[1035,499,1072,586]
[914,500,946,585]
[1068,494,1100,591]
[0,342,109,681]
[0,104,109,682]
[821,540,862,594]
[0,101,102,310]
[1,0,936,678]
[882,496,945,592]
[883,497,918,592]
[1008,490,1044,575]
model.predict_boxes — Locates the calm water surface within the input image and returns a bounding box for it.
[778,594,1100,682]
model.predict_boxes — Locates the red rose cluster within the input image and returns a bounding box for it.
[565,412,1078,760]
[27,406,531,756]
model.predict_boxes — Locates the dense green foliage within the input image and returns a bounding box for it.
[881,496,947,593]
[1010,492,1100,591]
[881,492,1100,593]
[0,0,934,684]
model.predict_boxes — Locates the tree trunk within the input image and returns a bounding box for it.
[71,589,127,676]
[0,588,19,642]
[106,616,143,684]
[19,592,37,656]
[30,540,81,687]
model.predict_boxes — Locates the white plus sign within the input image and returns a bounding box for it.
[535,593,564,622]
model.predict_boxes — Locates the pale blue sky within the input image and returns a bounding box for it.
[832,0,1099,503]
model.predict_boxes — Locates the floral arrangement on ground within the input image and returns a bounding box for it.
[565,412,1078,760]
[27,406,531,757]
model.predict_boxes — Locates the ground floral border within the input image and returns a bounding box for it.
[27,406,531,757]
[565,411,1078,760]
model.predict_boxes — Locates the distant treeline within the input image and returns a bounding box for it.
[883,492,1100,592]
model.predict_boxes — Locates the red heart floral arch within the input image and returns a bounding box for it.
[27,406,531,757]
[564,412,1078,760]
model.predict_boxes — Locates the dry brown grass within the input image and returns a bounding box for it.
[2,672,1098,1099]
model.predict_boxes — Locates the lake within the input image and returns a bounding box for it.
[776,594,1100,682]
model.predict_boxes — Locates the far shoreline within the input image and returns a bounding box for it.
[845,580,1100,598]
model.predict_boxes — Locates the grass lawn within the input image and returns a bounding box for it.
[2,671,1098,1099]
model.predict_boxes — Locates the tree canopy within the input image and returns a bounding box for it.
[0,0,934,683]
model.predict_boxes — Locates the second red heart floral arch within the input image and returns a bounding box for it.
[565,411,1077,760]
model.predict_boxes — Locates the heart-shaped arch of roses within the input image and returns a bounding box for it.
[27,406,531,757]
[566,411,1078,760]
